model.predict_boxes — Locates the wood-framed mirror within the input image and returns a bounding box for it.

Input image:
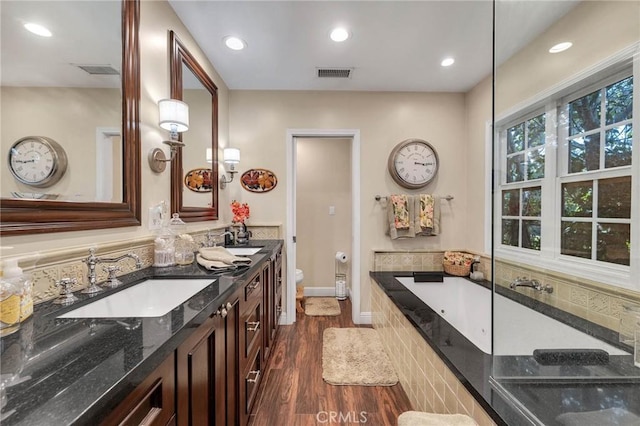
[169,31,219,221]
[0,0,141,235]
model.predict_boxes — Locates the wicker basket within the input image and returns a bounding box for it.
[443,261,471,277]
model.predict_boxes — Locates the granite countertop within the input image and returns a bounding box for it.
[0,240,283,426]
[370,271,640,426]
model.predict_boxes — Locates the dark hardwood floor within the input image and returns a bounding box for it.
[250,298,413,426]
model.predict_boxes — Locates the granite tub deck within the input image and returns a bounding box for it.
[0,241,282,426]
[370,271,640,426]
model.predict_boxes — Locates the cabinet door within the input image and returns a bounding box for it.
[223,295,240,426]
[262,260,273,362]
[176,315,225,426]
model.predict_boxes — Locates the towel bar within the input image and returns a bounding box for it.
[375,194,454,202]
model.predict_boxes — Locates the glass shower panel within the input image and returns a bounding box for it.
[492,1,640,425]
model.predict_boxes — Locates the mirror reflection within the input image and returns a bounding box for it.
[169,31,218,221]
[0,1,122,202]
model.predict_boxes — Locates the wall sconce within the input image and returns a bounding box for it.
[220,147,240,189]
[149,99,189,173]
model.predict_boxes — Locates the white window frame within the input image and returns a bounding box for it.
[494,44,640,291]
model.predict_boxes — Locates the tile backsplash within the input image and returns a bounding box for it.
[5,225,281,305]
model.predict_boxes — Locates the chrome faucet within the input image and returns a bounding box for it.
[202,230,234,247]
[509,277,553,293]
[82,248,142,294]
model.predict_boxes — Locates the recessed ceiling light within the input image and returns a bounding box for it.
[24,23,52,37]
[441,57,455,67]
[549,42,572,53]
[330,27,350,42]
[223,36,246,51]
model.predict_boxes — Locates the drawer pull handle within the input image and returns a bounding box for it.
[246,370,260,383]
[248,281,260,290]
[247,321,260,332]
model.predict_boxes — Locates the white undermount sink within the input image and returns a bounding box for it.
[57,278,215,318]
[225,247,262,256]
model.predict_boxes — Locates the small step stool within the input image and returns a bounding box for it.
[296,286,305,313]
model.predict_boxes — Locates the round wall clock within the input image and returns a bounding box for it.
[8,136,68,188]
[387,138,439,189]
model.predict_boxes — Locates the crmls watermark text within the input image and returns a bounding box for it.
[316,411,368,423]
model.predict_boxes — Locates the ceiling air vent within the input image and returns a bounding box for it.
[317,68,352,79]
[75,64,120,76]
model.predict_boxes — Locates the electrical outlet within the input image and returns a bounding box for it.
[329,206,336,215]
[148,207,162,230]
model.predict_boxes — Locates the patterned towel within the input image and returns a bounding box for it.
[390,195,410,229]
[419,194,434,229]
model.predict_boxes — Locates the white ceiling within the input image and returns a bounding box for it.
[0,1,579,93]
[169,0,579,93]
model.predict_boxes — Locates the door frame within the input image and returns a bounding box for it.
[285,129,361,325]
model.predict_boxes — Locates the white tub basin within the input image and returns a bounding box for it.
[225,247,262,256]
[57,278,215,318]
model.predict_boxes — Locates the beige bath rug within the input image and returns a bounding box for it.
[322,327,398,386]
[398,411,478,426]
[304,297,341,316]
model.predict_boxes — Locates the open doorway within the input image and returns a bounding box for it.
[285,129,361,325]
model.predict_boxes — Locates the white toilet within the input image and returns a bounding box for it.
[295,268,304,284]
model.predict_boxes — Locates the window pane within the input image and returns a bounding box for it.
[502,219,519,247]
[507,154,524,183]
[527,114,546,148]
[598,176,631,218]
[569,134,600,173]
[561,221,592,259]
[562,181,593,217]
[569,89,601,135]
[606,76,633,125]
[597,223,630,266]
[522,187,541,217]
[502,190,519,216]
[507,123,524,154]
[527,147,545,179]
[522,220,541,251]
[605,124,632,168]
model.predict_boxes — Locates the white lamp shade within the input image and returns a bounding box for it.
[158,99,189,132]
[206,148,213,163]
[223,147,240,164]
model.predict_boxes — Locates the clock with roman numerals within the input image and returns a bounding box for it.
[8,136,68,187]
[387,138,439,189]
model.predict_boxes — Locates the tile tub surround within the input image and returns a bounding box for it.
[370,272,640,426]
[0,241,283,425]
[372,250,492,278]
[494,258,640,334]
[4,225,281,305]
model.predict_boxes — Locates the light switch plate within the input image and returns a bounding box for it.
[329,206,336,215]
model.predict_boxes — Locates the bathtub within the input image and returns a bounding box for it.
[395,276,628,356]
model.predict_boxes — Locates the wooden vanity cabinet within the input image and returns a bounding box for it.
[264,249,283,363]
[239,269,264,426]
[175,291,240,426]
[101,353,176,426]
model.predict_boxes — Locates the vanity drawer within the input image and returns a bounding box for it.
[242,348,262,416]
[243,301,262,358]
[244,272,262,305]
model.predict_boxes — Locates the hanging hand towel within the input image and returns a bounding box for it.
[387,195,415,239]
[415,194,440,236]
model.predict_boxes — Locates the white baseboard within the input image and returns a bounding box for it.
[357,311,372,325]
[303,286,342,297]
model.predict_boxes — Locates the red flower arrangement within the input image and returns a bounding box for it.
[231,200,250,224]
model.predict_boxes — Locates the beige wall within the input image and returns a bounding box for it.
[296,138,352,289]
[495,1,639,115]
[229,90,468,311]
[1,87,120,201]
[1,0,232,257]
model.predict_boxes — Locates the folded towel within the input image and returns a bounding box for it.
[387,195,415,239]
[556,407,640,426]
[196,254,237,271]
[415,194,440,236]
[198,247,252,266]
